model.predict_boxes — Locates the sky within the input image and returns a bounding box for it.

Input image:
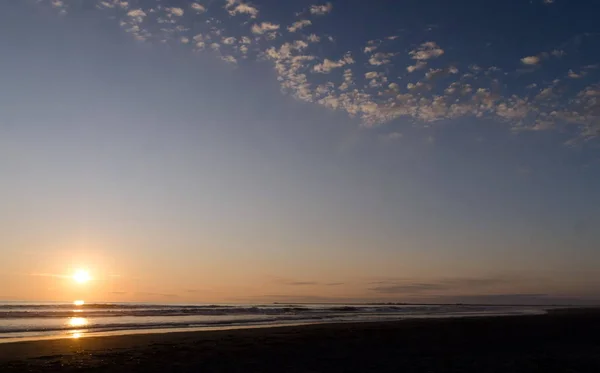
[0,0,599,305]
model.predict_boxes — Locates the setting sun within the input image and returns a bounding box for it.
[72,270,91,284]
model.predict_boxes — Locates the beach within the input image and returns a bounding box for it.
[0,309,599,372]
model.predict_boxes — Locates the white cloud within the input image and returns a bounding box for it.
[180,36,190,44]
[369,52,397,66]
[521,56,541,65]
[127,9,146,23]
[363,40,381,54]
[406,61,427,72]
[226,0,259,18]
[568,70,585,79]
[99,1,128,9]
[425,68,444,80]
[365,71,382,79]
[251,22,280,35]
[409,42,444,60]
[222,55,237,64]
[310,3,333,15]
[338,69,354,91]
[222,37,236,45]
[288,20,312,32]
[307,34,321,43]
[167,7,184,17]
[313,55,352,73]
[191,3,206,13]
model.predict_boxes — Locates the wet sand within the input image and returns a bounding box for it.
[1,308,599,372]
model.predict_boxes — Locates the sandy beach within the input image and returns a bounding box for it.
[0,309,598,372]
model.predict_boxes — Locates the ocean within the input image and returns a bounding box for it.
[0,302,547,343]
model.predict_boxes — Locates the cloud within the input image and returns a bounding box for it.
[406,61,427,72]
[222,36,236,45]
[521,56,541,65]
[225,0,259,18]
[568,69,585,79]
[251,22,280,35]
[369,52,397,66]
[127,9,146,19]
[222,55,238,64]
[166,7,184,17]
[191,3,206,13]
[409,41,444,60]
[288,20,312,32]
[313,53,354,73]
[370,276,519,295]
[99,1,129,9]
[307,34,321,43]
[310,3,333,15]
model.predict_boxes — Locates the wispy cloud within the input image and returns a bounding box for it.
[309,3,333,16]
[313,53,354,73]
[287,20,312,33]
[190,3,206,13]
[251,22,280,35]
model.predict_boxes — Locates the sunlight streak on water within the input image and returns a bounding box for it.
[68,317,88,328]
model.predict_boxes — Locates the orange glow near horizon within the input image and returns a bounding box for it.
[73,300,85,306]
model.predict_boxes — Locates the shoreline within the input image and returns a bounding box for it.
[1,309,599,372]
[0,308,548,345]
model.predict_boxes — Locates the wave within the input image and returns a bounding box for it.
[0,303,466,319]
[0,314,347,335]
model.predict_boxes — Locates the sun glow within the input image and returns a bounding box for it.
[72,269,91,284]
[74,300,85,306]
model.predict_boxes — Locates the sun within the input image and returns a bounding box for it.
[72,269,91,284]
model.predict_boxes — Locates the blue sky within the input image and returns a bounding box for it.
[0,0,599,304]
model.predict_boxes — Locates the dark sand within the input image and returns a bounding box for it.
[1,309,599,372]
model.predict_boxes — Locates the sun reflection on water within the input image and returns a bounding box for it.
[71,332,83,339]
[68,317,88,328]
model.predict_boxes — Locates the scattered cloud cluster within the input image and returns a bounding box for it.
[40,0,600,144]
